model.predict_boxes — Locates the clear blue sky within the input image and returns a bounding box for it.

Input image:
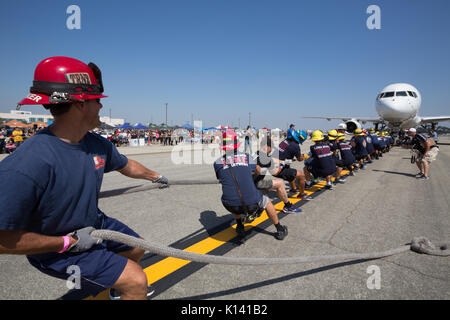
[1,0,449,130]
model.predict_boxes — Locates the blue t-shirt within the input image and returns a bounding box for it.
[369,133,379,146]
[277,139,301,161]
[214,152,262,207]
[337,141,355,166]
[365,135,374,153]
[0,128,128,240]
[310,143,336,176]
[351,136,368,157]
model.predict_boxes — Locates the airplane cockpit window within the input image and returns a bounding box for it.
[412,92,418,98]
[383,92,395,98]
[407,91,414,97]
[377,93,385,99]
[396,91,408,96]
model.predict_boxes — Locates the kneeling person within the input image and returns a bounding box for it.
[214,131,288,240]
[303,130,337,190]
[253,137,305,213]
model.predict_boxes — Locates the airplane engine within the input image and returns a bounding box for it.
[345,119,362,133]
[400,116,421,129]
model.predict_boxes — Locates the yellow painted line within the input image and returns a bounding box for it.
[86,169,353,299]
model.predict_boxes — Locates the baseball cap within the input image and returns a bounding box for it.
[408,128,416,133]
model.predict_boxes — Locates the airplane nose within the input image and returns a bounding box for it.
[376,99,396,117]
[376,97,412,121]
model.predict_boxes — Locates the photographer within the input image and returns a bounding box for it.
[402,128,439,180]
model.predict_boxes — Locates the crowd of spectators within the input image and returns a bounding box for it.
[95,128,225,148]
[1,123,285,154]
[0,126,44,154]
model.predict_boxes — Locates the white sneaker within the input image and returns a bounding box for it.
[109,285,156,300]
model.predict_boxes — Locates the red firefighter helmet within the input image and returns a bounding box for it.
[18,56,107,106]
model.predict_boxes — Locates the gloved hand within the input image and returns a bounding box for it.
[67,227,103,253]
[154,175,169,188]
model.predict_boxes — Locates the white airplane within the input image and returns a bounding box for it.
[304,83,450,133]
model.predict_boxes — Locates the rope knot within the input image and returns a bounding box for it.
[411,237,450,256]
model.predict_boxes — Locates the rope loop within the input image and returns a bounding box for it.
[410,237,450,256]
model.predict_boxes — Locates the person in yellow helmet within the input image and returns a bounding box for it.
[350,129,368,169]
[327,130,346,184]
[368,128,381,159]
[303,130,336,190]
[336,133,356,176]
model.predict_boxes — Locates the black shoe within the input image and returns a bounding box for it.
[274,225,288,240]
[297,193,313,201]
[324,184,334,190]
[236,223,246,237]
[109,285,156,300]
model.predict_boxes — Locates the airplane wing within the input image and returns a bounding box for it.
[302,116,384,124]
[419,116,450,124]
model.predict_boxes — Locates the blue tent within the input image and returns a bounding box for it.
[181,122,194,130]
[133,122,149,130]
[116,123,133,129]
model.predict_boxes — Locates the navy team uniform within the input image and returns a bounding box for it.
[337,140,355,170]
[365,134,374,156]
[0,128,140,296]
[370,133,381,153]
[307,143,336,178]
[328,140,344,168]
[352,136,368,161]
[214,152,266,215]
[274,139,300,182]
[378,135,387,151]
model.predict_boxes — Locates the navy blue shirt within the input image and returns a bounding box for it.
[0,128,128,239]
[337,141,355,166]
[351,136,368,157]
[214,152,262,207]
[310,143,336,176]
[365,135,374,153]
[369,133,379,146]
[278,139,301,161]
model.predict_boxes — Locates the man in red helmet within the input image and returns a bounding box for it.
[214,130,288,240]
[0,57,168,300]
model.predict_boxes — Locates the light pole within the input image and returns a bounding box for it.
[165,103,168,126]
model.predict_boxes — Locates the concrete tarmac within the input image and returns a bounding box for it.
[0,137,449,300]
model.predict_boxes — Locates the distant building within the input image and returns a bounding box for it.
[0,110,125,127]
[99,116,125,127]
[0,110,53,123]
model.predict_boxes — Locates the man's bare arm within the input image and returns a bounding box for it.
[0,230,76,255]
[118,159,160,182]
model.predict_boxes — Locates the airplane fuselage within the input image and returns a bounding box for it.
[375,83,421,129]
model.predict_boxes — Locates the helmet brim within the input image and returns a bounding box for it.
[18,93,108,105]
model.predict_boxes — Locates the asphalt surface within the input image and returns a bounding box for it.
[0,136,449,300]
